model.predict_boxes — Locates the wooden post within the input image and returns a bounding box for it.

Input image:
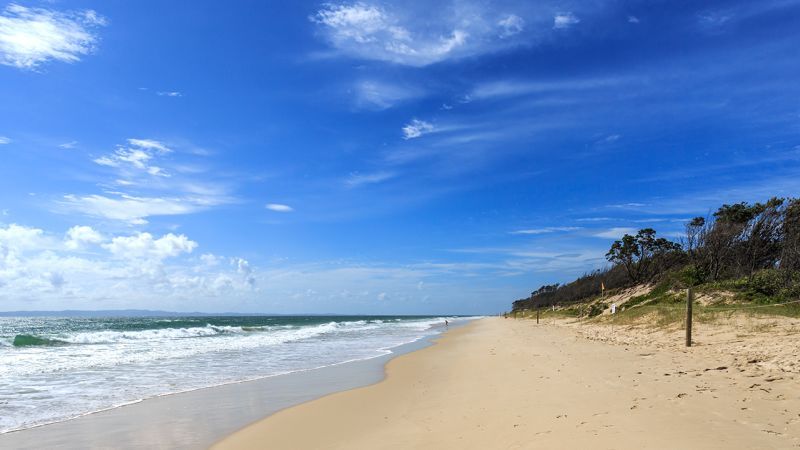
[685,287,693,347]
[536,307,540,324]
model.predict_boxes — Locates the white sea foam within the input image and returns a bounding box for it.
[0,316,470,433]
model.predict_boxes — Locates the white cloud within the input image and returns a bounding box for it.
[0,3,106,69]
[127,139,170,152]
[498,14,525,37]
[64,225,104,250]
[61,194,202,225]
[0,136,10,144]
[345,171,396,187]
[606,202,646,209]
[234,257,255,287]
[200,253,221,266]
[59,141,78,149]
[593,227,637,239]
[698,12,732,28]
[0,223,257,311]
[510,227,582,235]
[265,203,293,212]
[402,119,434,140]
[93,138,172,177]
[310,2,528,66]
[553,12,580,29]
[471,77,624,100]
[0,224,46,250]
[353,80,424,110]
[627,15,640,23]
[576,217,616,222]
[311,3,391,43]
[157,91,182,97]
[104,232,197,260]
[63,138,236,224]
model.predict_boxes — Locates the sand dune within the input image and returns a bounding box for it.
[214,317,800,449]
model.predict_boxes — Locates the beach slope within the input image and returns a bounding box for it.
[214,317,799,449]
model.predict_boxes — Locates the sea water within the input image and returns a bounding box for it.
[0,315,463,433]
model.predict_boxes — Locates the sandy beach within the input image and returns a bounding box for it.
[215,317,800,449]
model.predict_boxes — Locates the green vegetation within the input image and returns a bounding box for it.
[512,197,800,319]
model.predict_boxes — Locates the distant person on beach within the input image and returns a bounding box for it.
[445,320,449,327]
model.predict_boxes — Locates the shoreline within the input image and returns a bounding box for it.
[0,322,459,449]
[214,317,799,449]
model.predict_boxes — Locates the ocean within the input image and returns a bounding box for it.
[0,315,464,434]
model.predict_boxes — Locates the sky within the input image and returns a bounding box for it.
[0,0,798,315]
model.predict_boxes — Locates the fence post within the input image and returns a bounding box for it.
[536,307,540,324]
[686,287,693,347]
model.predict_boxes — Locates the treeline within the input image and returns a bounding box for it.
[512,197,800,311]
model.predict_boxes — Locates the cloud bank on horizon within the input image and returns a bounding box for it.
[0,0,798,314]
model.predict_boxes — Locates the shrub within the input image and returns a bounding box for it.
[748,269,785,296]
[674,264,704,287]
[587,302,606,317]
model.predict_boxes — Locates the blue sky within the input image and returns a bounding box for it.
[0,0,798,314]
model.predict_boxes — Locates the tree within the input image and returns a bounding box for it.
[740,198,784,278]
[606,233,641,282]
[606,228,682,283]
[685,216,705,257]
[782,198,800,271]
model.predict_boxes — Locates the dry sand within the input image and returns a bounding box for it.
[213,317,800,449]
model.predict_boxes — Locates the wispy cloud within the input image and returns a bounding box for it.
[553,12,579,29]
[61,138,237,224]
[0,136,10,144]
[157,91,182,97]
[345,171,396,187]
[510,226,582,235]
[635,172,800,216]
[627,15,640,24]
[61,194,208,225]
[576,217,616,222]
[93,138,172,177]
[593,227,637,239]
[498,14,525,37]
[0,3,106,69]
[265,203,293,212]
[606,202,646,209]
[127,138,170,152]
[442,244,608,276]
[402,119,434,140]
[58,141,78,149]
[310,2,531,66]
[353,80,425,110]
[697,11,732,29]
[471,77,625,100]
